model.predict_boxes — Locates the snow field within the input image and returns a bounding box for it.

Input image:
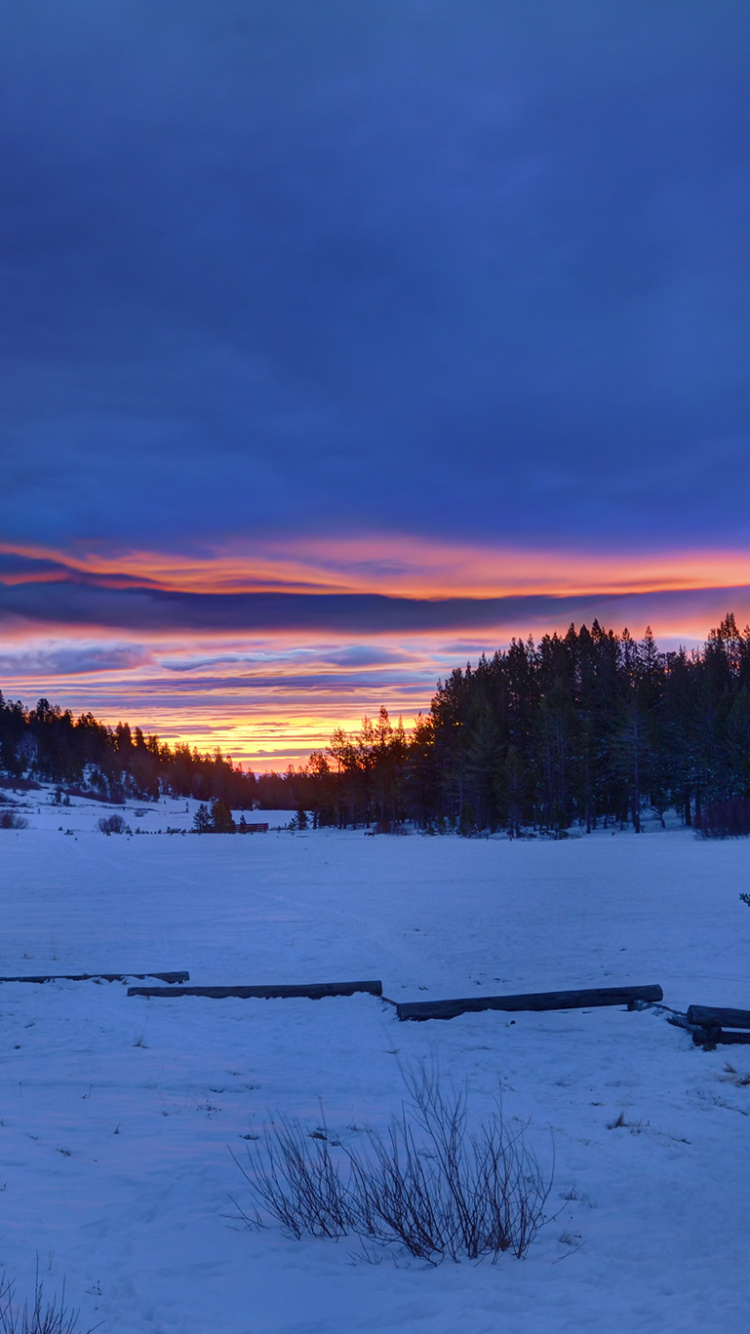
[0,791,749,1331]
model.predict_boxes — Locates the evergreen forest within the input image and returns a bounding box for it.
[3,614,750,836]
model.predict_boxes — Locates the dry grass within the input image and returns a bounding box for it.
[721,1062,750,1088]
[0,1268,99,1334]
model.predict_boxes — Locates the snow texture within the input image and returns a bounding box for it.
[0,789,749,1332]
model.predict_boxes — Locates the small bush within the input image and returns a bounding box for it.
[233,1065,553,1264]
[97,814,127,835]
[0,812,28,830]
[0,1268,98,1334]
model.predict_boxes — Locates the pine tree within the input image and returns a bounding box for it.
[192,803,212,833]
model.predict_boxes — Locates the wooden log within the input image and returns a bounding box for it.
[687,1004,750,1031]
[690,1025,750,1049]
[128,979,383,1000]
[710,1029,750,1046]
[396,983,663,1023]
[667,1011,750,1050]
[0,971,190,984]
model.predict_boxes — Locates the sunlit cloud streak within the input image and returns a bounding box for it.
[4,538,750,600]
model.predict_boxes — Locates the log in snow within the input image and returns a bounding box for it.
[396,983,663,1022]
[0,971,190,984]
[686,1004,750,1030]
[691,1027,750,1048]
[127,979,383,1000]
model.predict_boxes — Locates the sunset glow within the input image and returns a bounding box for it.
[2,534,750,768]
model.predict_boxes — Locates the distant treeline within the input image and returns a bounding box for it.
[3,614,750,834]
[0,699,263,808]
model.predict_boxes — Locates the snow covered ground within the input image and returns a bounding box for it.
[0,787,749,1332]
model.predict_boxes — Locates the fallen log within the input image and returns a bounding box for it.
[686,1004,750,1030]
[128,979,383,1000]
[691,1026,750,1050]
[667,1013,750,1050]
[396,983,663,1023]
[0,971,189,984]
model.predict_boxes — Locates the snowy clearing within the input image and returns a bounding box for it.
[0,790,749,1332]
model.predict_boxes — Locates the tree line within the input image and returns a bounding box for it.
[3,613,750,834]
[299,613,750,835]
[0,696,261,808]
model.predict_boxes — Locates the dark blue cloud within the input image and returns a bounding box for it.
[0,575,746,638]
[0,645,150,675]
[0,2,748,550]
[0,552,70,579]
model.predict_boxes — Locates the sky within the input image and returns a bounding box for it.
[1,1,750,769]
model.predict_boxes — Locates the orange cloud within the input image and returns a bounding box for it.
[3,533,750,601]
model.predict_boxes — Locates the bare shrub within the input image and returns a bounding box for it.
[233,1065,553,1263]
[236,1113,354,1241]
[97,814,127,835]
[0,812,28,830]
[0,1267,99,1334]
